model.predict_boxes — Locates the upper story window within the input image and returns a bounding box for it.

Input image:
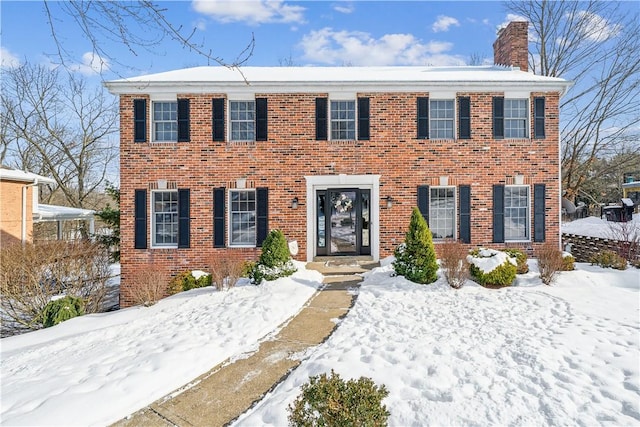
[153,102,178,142]
[429,186,456,240]
[504,99,528,138]
[504,185,530,241]
[330,100,356,140]
[229,189,256,246]
[230,101,256,141]
[429,100,455,139]
[152,190,178,246]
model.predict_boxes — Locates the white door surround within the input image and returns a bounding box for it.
[305,174,380,262]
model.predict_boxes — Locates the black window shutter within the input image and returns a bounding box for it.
[417,97,429,139]
[315,97,328,141]
[493,184,505,243]
[493,97,504,139]
[357,97,370,140]
[417,185,429,224]
[534,97,545,139]
[177,99,190,142]
[178,188,190,248]
[213,187,226,247]
[212,98,225,142]
[134,99,147,143]
[256,97,268,141]
[256,187,269,247]
[459,185,471,243]
[458,97,471,139]
[534,184,546,242]
[134,189,147,249]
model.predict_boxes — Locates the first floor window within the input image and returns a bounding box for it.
[429,186,456,239]
[230,101,255,141]
[505,185,529,240]
[429,99,454,139]
[153,101,177,141]
[152,190,178,246]
[504,99,528,138]
[230,190,256,246]
[331,100,356,140]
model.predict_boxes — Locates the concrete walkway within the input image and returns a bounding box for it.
[113,260,375,427]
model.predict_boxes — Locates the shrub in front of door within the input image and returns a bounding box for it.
[393,207,438,284]
[249,229,297,284]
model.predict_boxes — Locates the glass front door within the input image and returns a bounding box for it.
[316,189,370,256]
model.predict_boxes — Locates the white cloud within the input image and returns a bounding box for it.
[1,47,20,68]
[192,0,305,25]
[69,52,110,75]
[497,14,538,42]
[575,11,621,42]
[333,3,354,14]
[299,28,465,66]
[432,15,460,33]
[194,18,207,31]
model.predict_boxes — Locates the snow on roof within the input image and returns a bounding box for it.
[34,204,95,222]
[105,65,571,95]
[0,168,56,184]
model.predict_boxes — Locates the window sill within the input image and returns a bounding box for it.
[228,244,257,249]
[227,140,256,147]
[150,245,178,250]
[328,140,357,146]
[505,239,531,244]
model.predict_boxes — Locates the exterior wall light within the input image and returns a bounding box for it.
[291,197,299,209]
[385,196,394,209]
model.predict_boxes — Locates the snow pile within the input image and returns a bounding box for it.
[563,215,639,241]
[466,247,516,273]
[236,262,640,426]
[0,262,322,426]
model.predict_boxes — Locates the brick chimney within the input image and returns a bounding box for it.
[493,21,529,71]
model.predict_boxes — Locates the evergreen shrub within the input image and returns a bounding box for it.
[590,250,627,270]
[504,248,529,274]
[467,248,517,287]
[42,295,85,327]
[393,207,438,284]
[249,230,297,284]
[561,252,575,271]
[288,370,389,427]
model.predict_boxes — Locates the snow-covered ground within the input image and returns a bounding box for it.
[0,262,322,426]
[563,214,639,241]
[236,260,640,426]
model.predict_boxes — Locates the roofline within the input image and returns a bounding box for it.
[0,168,56,184]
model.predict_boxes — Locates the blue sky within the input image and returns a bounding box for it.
[1,1,529,79]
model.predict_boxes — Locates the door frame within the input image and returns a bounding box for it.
[305,174,380,262]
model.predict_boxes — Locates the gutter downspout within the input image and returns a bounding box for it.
[22,182,38,245]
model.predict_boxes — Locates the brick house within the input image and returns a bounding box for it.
[106,22,570,307]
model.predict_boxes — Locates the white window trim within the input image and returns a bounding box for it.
[429,185,457,241]
[504,98,529,139]
[228,99,256,142]
[150,189,178,249]
[151,100,179,143]
[504,184,531,242]
[428,99,456,140]
[329,99,357,141]
[228,188,257,248]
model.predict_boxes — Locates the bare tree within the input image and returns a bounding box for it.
[506,0,640,201]
[42,1,254,76]
[1,63,118,209]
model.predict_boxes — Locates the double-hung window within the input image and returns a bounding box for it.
[153,102,178,141]
[152,190,178,246]
[429,100,454,139]
[504,99,528,138]
[429,186,456,240]
[504,185,529,240]
[230,101,256,141]
[229,189,256,246]
[330,100,356,140]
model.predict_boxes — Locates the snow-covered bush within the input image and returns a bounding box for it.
[467,248,517,287]
[535,243,564,285]
[561,252,575,271]
[41,295,85,327]
[249,229,297,284]
[393,207,438,284]
[504,248,529,274]
[438,240,470,289]
[168,270,211,294]
[288,370,389,427]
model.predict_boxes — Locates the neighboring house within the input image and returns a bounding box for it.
[106,22,571,307]
[0,167,95,245]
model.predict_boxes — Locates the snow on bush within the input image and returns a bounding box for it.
[467,248,517,287]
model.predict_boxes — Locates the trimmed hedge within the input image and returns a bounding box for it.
[467,248,517,288]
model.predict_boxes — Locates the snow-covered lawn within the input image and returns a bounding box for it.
[237,260,640,426]
[0,262,322,426]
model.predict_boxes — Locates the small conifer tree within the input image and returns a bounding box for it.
[393,207,438,284]
[250,229,297,284]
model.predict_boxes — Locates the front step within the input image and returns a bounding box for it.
[307,257,380,276]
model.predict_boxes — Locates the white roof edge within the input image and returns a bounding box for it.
[0,168,56,184]
[34,204,95,222]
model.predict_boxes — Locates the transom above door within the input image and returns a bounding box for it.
[316,188,370,256]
